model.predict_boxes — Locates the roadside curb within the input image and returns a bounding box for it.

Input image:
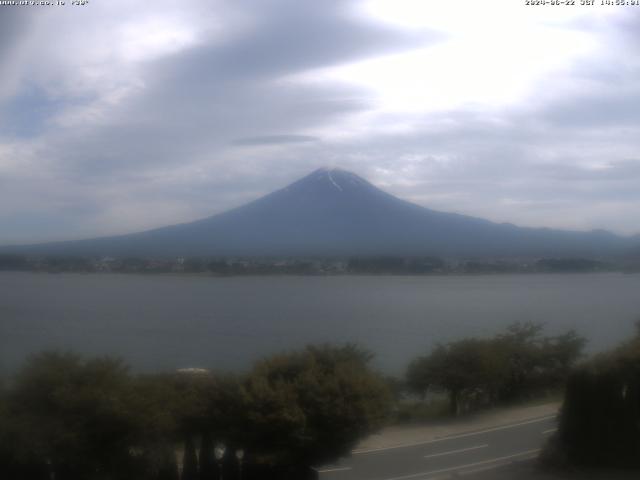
[353,402,561,455]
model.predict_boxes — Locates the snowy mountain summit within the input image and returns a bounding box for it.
[284,168,376,195]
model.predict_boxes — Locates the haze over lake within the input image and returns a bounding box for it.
[2,272,639,375]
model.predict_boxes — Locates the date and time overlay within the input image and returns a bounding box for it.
[0,1,88,6]
[526,0,640,5]
[0,0,639,7]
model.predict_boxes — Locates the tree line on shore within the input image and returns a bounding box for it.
[0,253,621,275]
[0,323,590,480]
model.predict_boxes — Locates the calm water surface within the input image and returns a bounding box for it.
[1,272,639,375]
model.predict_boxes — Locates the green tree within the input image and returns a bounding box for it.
[406,339,508,415]
[496,322,586,400]
[6,352,139,480]
[406,323,586,415]
[241,344,391,468]
[494,322,547,400]
[129,370,249,478]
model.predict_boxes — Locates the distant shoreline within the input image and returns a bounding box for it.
[2,269,638,278]
[3,251,638,276]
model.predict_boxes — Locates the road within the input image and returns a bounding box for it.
[317,414,557,480]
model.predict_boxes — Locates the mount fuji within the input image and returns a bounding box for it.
[3,168,635,258]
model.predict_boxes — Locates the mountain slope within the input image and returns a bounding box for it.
[3,168,636,257]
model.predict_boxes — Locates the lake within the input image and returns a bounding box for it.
[1,272,639,375]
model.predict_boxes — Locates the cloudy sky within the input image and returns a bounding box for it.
[1,0,639,244]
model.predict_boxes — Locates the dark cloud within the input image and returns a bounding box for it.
[186,0,434,80]
[0,10,31,64]
[36,0,420,179]
[0,84,68,139]
[0,9,37,106]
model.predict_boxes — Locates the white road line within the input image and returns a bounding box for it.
[316,467,352,473]
[379,449,541,480]
[542,428,557,434]
[423,444,488,459]
[457,449,541,476]
[353,415,556,455]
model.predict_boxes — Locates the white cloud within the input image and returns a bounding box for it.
[308,1,611,114]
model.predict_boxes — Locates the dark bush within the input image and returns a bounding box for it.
[554,331,640,467]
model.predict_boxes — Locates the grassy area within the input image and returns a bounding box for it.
[391,398,451,424]
[390,390,563,425]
